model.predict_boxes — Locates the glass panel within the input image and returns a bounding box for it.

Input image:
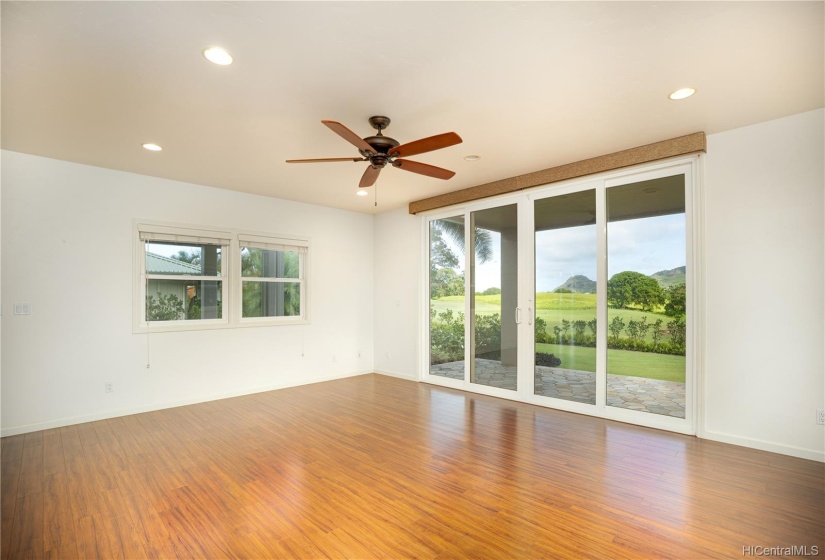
[428,216,466,379]
[471,204,517,391]
[607,175,686,417]
[241,247,300,279]
[534,190,597,404]
[145,242,222,276]
[145,279,222,321]
[242,282,301,317]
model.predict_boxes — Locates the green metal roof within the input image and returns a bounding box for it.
[146,253,203,275]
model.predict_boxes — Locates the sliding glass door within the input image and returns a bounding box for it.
[534,190,598,405]
[428,215,466,381]
[606,175,687,418]
[470,204,518,391]
[424,159,694,434]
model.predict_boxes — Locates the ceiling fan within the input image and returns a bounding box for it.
[286,116,463,188]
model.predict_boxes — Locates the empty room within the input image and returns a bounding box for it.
[1,2,823,558]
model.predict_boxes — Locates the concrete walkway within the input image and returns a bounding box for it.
[430,359,685,418]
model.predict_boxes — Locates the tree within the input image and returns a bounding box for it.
[172,250,201,265]
[481,287,501,296]
[626,319,641,342]
[635,280,665,311]
[429,220,493,299]
[560,319,571,340]
[651,318,665,349]
[431,268,465,299]
[664,283,686,317]
[241,248,300,317]
[429,225,459,270]
[608,316,625,343]
[431,219,493,266]
[572,320,587,344]
[667,318,687,347]
[607,271,664,311]
[534,316,548,343]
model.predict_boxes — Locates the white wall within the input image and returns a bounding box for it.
[702,109,824,460]
[373,208,421,380]
[373,109,824,461]
[1,151,375,435]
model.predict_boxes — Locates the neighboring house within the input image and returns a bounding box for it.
[146,252,202,310]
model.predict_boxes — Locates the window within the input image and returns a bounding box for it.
[134,222,308,332]
[239,235,307,321]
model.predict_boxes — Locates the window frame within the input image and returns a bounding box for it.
[237,234,308,326]
[133,221,310,333]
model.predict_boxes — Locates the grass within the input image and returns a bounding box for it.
[536,343,685,382]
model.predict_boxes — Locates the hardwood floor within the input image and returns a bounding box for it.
[2,374,823,559]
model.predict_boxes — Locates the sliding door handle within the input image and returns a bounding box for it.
[528,308,533,326]
[515,307,522,324]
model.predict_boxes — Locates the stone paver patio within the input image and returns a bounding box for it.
[431,359,685,418]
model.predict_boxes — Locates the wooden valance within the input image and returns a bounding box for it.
[408,132,706,214]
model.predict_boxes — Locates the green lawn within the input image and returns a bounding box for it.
[535,343,685,382]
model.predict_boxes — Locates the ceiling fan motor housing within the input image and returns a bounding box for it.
[360,115,399,161]
[360,135,400,160]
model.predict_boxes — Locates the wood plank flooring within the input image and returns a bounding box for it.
[2,374,823,559]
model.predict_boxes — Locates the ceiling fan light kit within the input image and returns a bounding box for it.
[287,116,463,191]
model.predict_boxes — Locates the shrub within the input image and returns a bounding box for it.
[667,318,687,347]
[534,316,548,343]
[146,293,184,321]
[609,315,625,343]
[535,353,562,367]
[474,313,502,357]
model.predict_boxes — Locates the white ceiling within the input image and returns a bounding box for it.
[2,2,822,215]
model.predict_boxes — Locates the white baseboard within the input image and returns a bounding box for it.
[0,369,372,438]
[700,428,824,462]
[374,369,418,382]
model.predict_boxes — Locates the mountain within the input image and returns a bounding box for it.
[650,266,686,287]
[554,275,596,293]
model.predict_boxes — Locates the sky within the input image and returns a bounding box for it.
[448,213,685,292]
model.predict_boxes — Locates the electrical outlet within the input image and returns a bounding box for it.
[332,353,337,362]
[817,408,824,426]
[104,382,114,394]
[357,350,361,358]
[385,351,391,360]
[13,302,31,315]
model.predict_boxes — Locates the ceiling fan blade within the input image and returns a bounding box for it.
[286,157,364,163]
[359,165,382,188]
[322,120,376,154]
[389,132,462,158]
[392,159,456,180]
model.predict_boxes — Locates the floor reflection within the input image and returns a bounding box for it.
[430,359,685,417]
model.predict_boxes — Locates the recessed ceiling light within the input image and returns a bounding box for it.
[669,87,696,100]
[356,190,368,197]
[464,154,481,161]
[142,143,162,151]
[203,47,233,66]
